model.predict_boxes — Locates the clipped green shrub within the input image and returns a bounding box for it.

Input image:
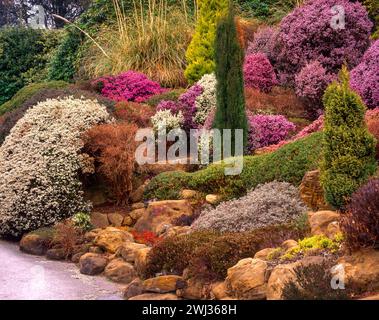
[213,3,248,151]
[320,67,377,209]
[144,225,307,280]
[144,131,323,200]
[0,81,68,116]
[184,0,228,84]
[0,27,63,105]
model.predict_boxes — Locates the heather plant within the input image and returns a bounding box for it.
[276,0,373,84]
[246,26,279,63]
[213,4,249,151]
[350,40,379,109]
[184,0,229,83]
[341,178,379,250]
[151,109,185,132]
[320,67,377,209]
[243,53,278,92]
[295,61,335,115]
[192,181,307,232]
[157,100,195,131]
[92,71,167,103]
[114,102,155,128]
[0,97,110,237]
[71,212,93,231]
[248,114,296,151]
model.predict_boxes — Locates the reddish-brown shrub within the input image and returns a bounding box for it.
[341,178,379,251]
[366,112,379,160]
[245,86,307,119]
[52,221,83,259]
[83,123,139,205]
[114,101,155,127]
[235,17,259,50]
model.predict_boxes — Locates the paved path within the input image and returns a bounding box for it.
[0,240,124,300]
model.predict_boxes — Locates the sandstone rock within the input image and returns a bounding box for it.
[205,194,222,205]
[130,181,149,203]
[299,170,331,211]
[129,293,180,300]
[162,226,191,238]
[338,249,379,292]
[267,256,325,300]
[129,208,146,221]
[326,221,341,239]
[94,227,134,253]
[211,281,229,300]
[108,213,124,227]
[308,211,340,237]
[134,247,151,275]
[89,246,104,254]
[116,241,148,263]
[84,228,102,242]
[254,248,277,261]
[46,248,66,260]
[281,240,299,251]
[226,258,269,300]
[180,189,200,200]
[90,212,109,229]
[131,202,145,210]
[79,253,108,275]
[104,258,137,284]
[143,275,183,293]
[124,278,144,299]
[134,200,193,234]
[19,232,53,256]
[176,277,207,300]
[122,215,133,226]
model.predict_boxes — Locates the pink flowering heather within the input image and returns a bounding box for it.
[246,26,279,63]
[244,53,278,92]
[248,114,296,152]
[277,0,372,84]
[295,61,335,102]
[350,40,379,109]
[93,71,167,103]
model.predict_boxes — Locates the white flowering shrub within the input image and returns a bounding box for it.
[0,96,110,237]
[192,181,308,232]
[151,109,184,132]
[194,73,217,125]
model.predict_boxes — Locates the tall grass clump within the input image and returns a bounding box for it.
[81,0,194,87]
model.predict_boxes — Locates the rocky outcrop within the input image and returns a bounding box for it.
[134,200,193,234]
[308,210,341,238]
[104,258,137,284]
[79,253,108,275]
[226,258,269,300]
[299,170,331,211]
[338,249,379,292]
[94,227,134,253]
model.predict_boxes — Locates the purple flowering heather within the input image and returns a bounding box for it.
[277,0,372,85]
[350,40,379,109]
[246,26,279,63]
[92,71,167,102]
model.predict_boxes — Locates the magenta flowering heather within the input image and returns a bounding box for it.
[93,71,167,102]
[246,26,279,63]
[244,53,278,92]
[249,114,296,150]
[277,0,372,84]
[350,40,379,109]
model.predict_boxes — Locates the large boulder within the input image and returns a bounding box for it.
[19,229,54,256]
[299,170,332,211]
[267,256,325,300]
[338,249,379,292]
[226,258,269,300]
[94,227,134,253]
[107,213,124,227]
[116,242,148,263]
[134,200,193,234]
[90,212,110,229]
[143,275,183,293]
[308,211,341,238]
[104,258,137,284]
[79,253,108,275]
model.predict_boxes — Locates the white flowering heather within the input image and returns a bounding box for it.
[192,181,308,232]
[151,109,184,132]
[194,73,217,125]
[0,96,110,237]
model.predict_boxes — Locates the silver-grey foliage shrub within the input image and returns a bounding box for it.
[192,181,308,232]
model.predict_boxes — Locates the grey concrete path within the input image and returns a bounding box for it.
[0,240,124,300]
